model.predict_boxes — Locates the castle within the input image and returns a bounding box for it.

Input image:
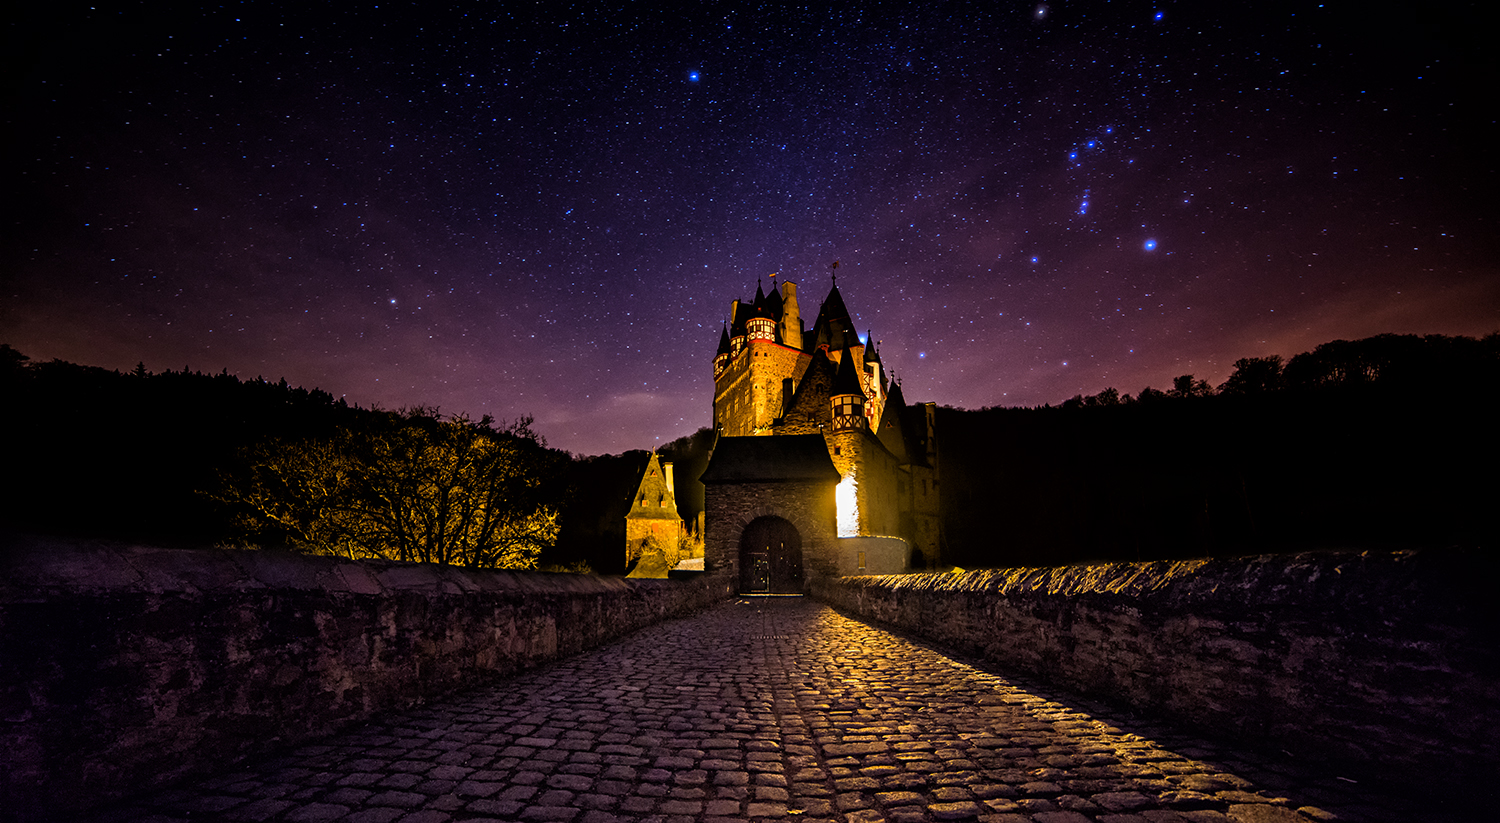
[700,274,940,592]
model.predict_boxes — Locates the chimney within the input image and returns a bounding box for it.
[663,462,675,496]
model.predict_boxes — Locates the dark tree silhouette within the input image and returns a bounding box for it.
[936,331,1499,569]
[1169,374,1213,398]
[1218,356,1284,395]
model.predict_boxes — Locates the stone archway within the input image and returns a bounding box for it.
[738,516,804,594]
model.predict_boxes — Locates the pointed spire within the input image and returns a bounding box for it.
[864,330,880,363]
[812,280,856,351]
[831,350,865,397]
[716,324,731,356]
[729,300,747,338]
[884,376,906,409]
[764,279,783,320]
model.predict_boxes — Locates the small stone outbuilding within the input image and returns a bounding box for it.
[624,452,687,576]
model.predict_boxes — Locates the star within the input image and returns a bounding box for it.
[4,0,1492,457]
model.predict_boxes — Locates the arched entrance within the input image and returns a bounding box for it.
[739,516,804,593]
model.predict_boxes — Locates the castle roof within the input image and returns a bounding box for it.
[729,302,747,338]
[716,325,731,356]
[877,380,910,463]
[831,349,865,397]
[819,283,851,325]
[699,435,840,484]
[864,330,880,363]
[811,283,860,352]
[764,281,784,319]
[896,400,934,468]
[884,378,907,412]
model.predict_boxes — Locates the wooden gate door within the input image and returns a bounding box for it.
[739,516,803,594]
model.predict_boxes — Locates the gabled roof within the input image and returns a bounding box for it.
[628,451,680,520]
[699,435,841,484]
[774,349,838,434]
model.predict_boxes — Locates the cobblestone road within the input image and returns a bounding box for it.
[90,598,1432,823]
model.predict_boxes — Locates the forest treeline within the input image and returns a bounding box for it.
[939,332,1500,567]
[3,331,1495,572]
[0,346,575,569]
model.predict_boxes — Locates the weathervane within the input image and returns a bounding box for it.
[830,260,839,285]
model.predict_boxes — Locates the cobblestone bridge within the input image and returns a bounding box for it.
[91,598,1436,823]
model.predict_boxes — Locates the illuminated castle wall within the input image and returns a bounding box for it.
[710,277,941,566]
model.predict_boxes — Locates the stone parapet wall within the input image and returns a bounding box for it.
[0,536,733,818]
[812,549,1499,797]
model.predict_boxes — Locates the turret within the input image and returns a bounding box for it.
[861,331,884,430]
[714,325,731,377]
[746,303,777,342]
[829,351,867,432]
[729,299,747,355]
[780,281,803,350]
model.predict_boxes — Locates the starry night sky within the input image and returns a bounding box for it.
[7,1,1496,456]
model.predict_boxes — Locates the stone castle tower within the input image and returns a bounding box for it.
[702,275,941,592]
